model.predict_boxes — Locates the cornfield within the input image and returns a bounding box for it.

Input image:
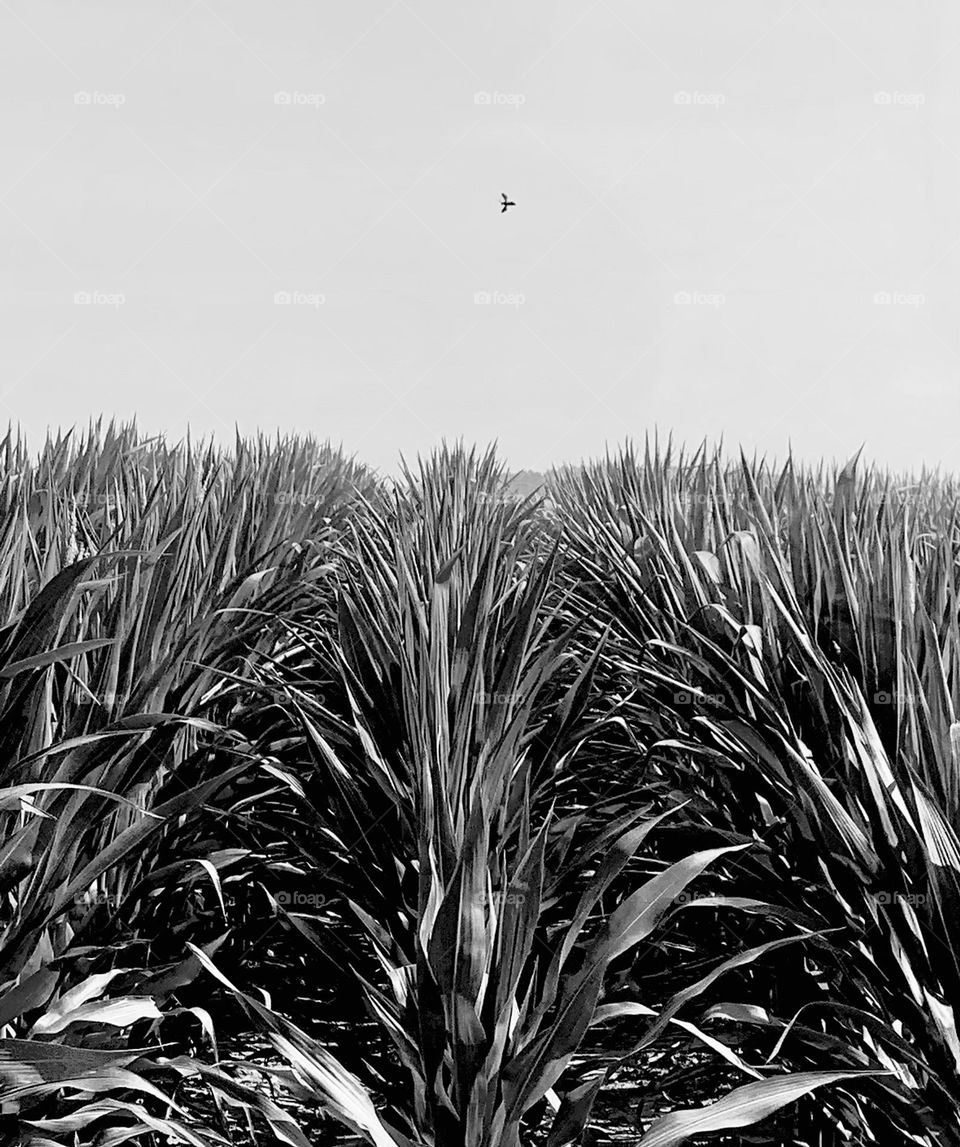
[1,419,959,1146]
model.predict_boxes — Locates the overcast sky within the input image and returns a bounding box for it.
[2,1,959,478]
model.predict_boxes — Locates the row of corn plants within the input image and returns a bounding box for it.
[0,421,379,1145]
[539,438,960,1142]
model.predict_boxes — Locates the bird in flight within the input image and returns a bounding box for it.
[500,192,516,213]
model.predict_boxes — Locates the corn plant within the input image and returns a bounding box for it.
[0,422,376,1145]
[185,446,886,1147]
[545,438,960,1143]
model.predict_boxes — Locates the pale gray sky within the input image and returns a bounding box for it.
[2,1,959,478]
